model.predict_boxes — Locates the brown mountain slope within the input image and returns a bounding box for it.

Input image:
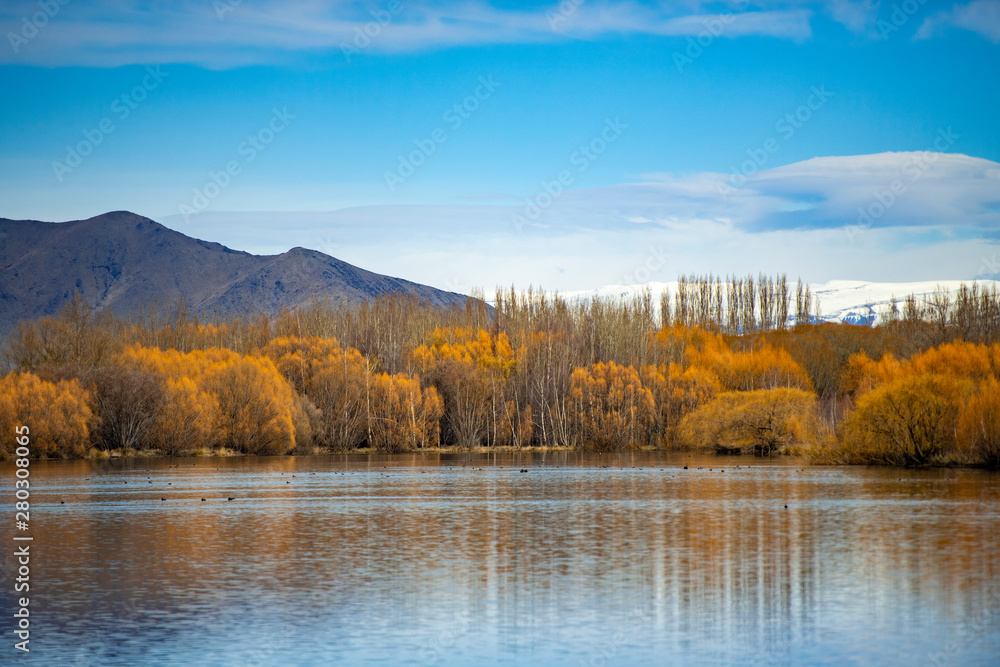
[0,211,469,335]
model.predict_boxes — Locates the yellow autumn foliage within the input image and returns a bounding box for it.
[306,345,371,450]
[262,336,346,395]
[688,342,813,392]
[839,373,964,465]
[411,327,516,376]
[9,291,1000,466]
[841,351,906,400]
[368,373,444,452]
[642,362,723,443]
[677,388,822,454]
[832,341,1000,464]
[956,377,1000,467]
[154,376,220,455]
[0,372,92,457]
[844,341,1000,400]
[568,361,655,450]
[121,346,304,455]
[264,335,443,451]
[411,327,516,448]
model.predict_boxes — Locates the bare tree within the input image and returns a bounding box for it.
[87,365,165,451]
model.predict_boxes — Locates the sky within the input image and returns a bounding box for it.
[1,0,999,294]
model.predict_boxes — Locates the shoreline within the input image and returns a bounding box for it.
[2,446,991,469]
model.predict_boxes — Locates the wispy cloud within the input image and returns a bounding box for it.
[499,151,1000,236]
[0,1,920,67]
[823,0,872,34]
[157,151,1000,291]
[917,0,1000,42]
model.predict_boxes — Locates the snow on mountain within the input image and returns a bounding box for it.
[499,280,1000,326]
[808,280,991,326]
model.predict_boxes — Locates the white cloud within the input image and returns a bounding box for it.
[494,151,1000,237]
[917,0,1000,42]
[0,1,900,67]
[156,151,1000,291]
[553,6,813,41]
[823,0,871,34]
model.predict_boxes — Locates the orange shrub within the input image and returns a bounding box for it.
[839,373,964,465]
[368,373,444,452]
[957,377,1000,467]
[642,362,722,443]
[568,361,655,450]
[262,336,346,394]
[0,372,92,457]
[677,388,821,454]
[841,351,905,400]
[309,345,372,450]
[266,335,443,451]
[154,377,220,455]
[411,327,515,448]
[691,343,813,392]
[845,342,1000,401]
[909,341,1000,382]
[121,346,305,455]
[204,356,298,455]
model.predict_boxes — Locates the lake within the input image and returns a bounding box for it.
[2,452,999,665]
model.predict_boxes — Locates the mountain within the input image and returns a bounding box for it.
[548,279,1000,326]
[808,280,986,326]
[0,211,470,336]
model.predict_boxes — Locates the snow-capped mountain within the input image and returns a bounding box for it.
[517,280,1000,326]
[808,280,997,326]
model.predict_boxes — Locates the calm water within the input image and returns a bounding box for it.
[2,452,999,666]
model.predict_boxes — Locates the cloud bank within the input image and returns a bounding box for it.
[159,151,1000,292]
[1,1,987,67]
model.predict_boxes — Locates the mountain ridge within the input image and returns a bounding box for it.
[0,211,470,336]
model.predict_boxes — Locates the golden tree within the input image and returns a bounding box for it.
[262,336,346,394]
[262,335,373,450]
[367,373,444,452]
[122,346,304,455]
[411,327,515,448]
[956,377,1000,466]
[0,372,92,457]
[691,342,813,392]
[642,362,722,445]
[152,376,221,455]
[677,388,821,455]
[568,361,655,450]
[203,356,298,455]
[840,373,964,465]
[908,340,1000,381]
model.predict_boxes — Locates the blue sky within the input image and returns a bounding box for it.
[1,0,999,293]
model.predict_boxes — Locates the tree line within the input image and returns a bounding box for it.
[2,276,999,466]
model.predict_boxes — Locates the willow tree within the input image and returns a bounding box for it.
[0,372,92,457]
